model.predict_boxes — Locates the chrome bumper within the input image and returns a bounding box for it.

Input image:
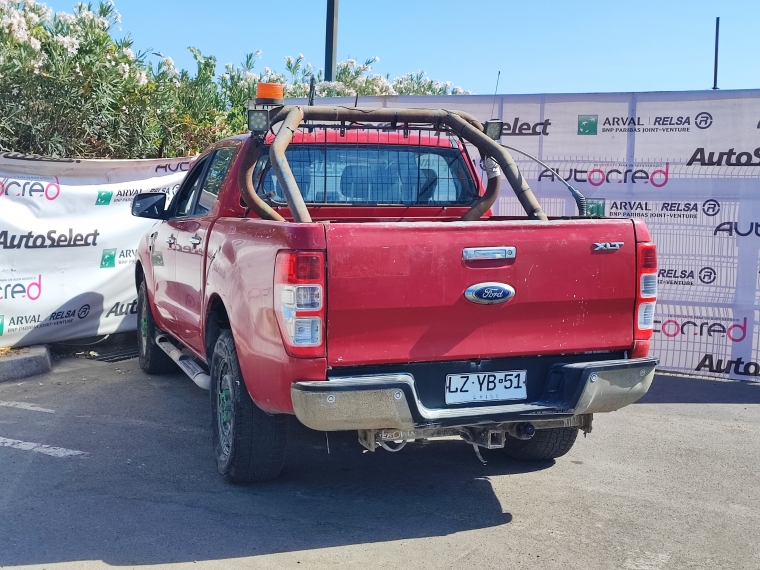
[291,357,658,432]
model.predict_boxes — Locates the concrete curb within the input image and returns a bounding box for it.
[0,346,52,383]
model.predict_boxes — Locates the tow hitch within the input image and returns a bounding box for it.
[357,416,590,454]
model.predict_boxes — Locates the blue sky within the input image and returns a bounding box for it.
[48,0,760,94]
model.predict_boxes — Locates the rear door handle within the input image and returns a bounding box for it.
[166,236,176,245]
[189,236,202,246]
[462,246,516,261]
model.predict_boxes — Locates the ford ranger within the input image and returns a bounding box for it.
[131,87,658,483]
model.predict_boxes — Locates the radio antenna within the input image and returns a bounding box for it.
[490,71,501,119]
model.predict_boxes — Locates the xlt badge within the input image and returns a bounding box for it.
[594,242,624,251]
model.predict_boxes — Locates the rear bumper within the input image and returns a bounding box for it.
[291,357,657,431]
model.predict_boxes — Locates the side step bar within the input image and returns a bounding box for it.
[155,334,210,390]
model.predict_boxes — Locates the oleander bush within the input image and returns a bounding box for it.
[0,1,469,159]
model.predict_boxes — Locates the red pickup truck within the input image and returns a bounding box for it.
[131,99,658,484]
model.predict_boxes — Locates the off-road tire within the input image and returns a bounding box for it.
[210,330,288,484]
[503,427,579,461]
[137,279,176,374]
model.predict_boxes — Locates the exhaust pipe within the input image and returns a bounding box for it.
[507,422,535,440]
[155,334,210,390]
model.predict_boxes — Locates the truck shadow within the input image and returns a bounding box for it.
[0,367,553,567]
[637,373,760,404]
[15,292,105,347]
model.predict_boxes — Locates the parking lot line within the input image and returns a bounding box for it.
[0,437,86,458]
[0,401,55,414]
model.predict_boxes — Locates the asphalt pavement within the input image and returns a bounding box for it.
[1,352,759,570]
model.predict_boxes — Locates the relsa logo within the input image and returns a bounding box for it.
[0,275,42,301]
[657,266,716,286]
[660,202,699,219]
[694,112,713,129]
[698,266,717,284]
[702,199,720,216]
[657,268,696,286]
[0,176,61,201]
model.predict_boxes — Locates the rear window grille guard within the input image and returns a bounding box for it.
[255,135,479,207]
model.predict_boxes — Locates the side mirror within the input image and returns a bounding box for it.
[131,193,168,219]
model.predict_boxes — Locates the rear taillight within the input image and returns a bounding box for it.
[635,242,657,341]
[274,251,325,357]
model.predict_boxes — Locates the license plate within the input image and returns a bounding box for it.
[445,370,527,405]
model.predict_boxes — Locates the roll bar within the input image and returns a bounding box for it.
[242,105,548,223]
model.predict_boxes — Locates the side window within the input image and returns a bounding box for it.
[195,147,237,215]
[173,157,209,218]
[256,147,324,203]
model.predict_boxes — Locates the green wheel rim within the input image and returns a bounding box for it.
[139,293,149,357]
[217,365,234,458]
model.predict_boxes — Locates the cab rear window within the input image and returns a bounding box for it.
[254,144,478,205]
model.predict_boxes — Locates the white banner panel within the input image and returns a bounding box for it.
[0,155,192,347]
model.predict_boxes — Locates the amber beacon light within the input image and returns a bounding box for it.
[256,83,285,105]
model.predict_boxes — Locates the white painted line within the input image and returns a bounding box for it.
[0,437,86,458]
[0,401,55,414]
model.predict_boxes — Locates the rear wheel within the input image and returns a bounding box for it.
[502,427,578,461]
[210,330,288,484]
[137,279,175,374]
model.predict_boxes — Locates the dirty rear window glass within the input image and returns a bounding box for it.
[254,144,478,205]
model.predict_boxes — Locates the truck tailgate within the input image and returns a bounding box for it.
[324,219,636,367]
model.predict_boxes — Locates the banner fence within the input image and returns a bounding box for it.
[2,89,759,382]
[0,155,191,347]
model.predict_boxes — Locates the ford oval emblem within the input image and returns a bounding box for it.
[464,282,516,305]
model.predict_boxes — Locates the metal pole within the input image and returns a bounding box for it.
[712,17,720,90]
[325,0,338,82]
